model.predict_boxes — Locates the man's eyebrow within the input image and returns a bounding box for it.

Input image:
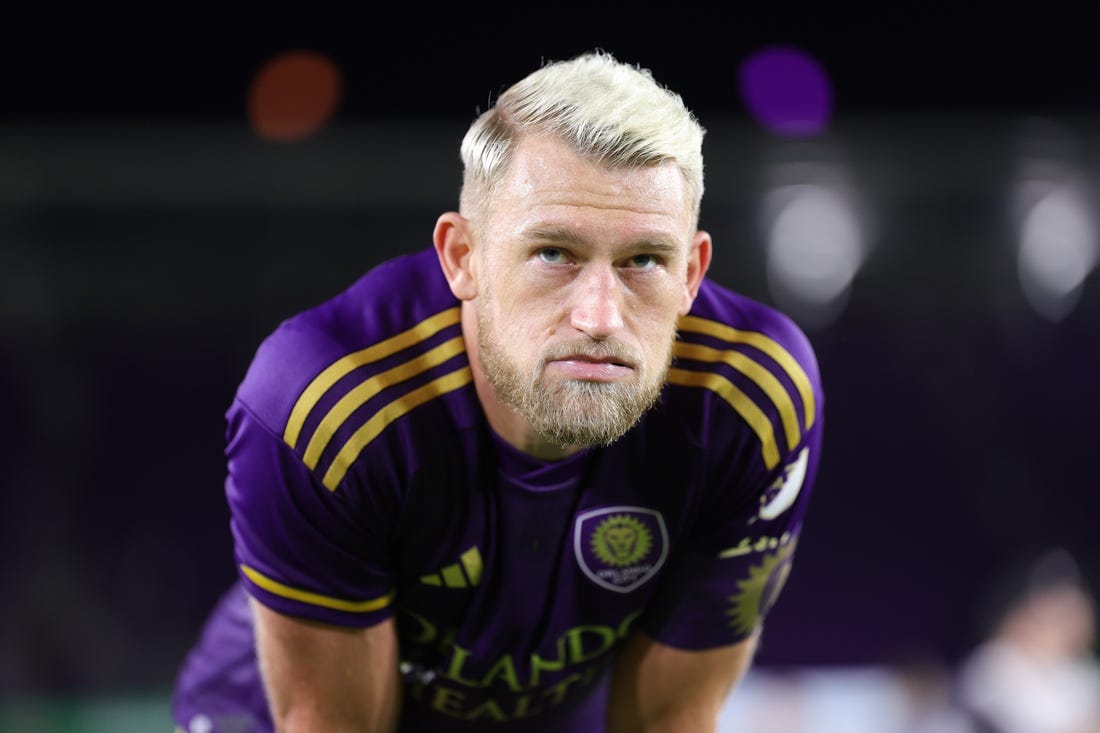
[520,226,587,245]
[628,240,680,255]
[521,226,680,254]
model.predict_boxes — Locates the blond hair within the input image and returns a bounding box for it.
[459,50,706,223]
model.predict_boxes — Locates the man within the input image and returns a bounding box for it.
[172,49,825,732]
[956,549,1100,733]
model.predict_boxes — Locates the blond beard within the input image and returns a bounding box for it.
[476,301,675,449]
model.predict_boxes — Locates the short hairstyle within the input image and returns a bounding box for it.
[459,49,706,224]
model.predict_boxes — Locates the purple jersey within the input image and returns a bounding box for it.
[172,247,825,733]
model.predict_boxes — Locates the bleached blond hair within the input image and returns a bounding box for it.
[459,50,706,224]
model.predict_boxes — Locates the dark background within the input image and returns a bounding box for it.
[2,6,1099,699]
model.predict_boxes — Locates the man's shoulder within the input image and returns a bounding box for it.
[233,248,466,436]
[682,278,820,370]
[663,277,824,471]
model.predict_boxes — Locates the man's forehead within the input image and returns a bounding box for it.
[503,135,687,200]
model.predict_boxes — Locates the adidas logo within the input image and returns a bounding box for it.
[420,546,483,588]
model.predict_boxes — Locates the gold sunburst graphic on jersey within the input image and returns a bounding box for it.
[591,514,653,567]
[726,539,798,636]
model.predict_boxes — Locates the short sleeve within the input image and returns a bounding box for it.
[226,398,397,628]
[642,298,825,649]
[640,418,823,648]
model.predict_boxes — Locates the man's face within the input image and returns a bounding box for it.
[472,134,706,449]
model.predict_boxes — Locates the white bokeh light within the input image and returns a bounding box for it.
[765,181,866,329]
[1017,181,1098,322]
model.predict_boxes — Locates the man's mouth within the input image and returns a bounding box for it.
[561,354,631,367]
[545,353,636,381]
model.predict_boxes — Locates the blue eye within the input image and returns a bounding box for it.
[627,254,659,269]
[537,248,567,264]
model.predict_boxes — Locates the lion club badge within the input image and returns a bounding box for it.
[574,506,669,593]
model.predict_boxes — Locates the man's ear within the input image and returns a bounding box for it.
[433,212,478,301]
[679,230,712,315]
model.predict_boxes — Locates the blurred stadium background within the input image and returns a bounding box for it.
[2,7,1099,732]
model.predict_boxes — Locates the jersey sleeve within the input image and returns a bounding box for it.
[225,398,398,629]
[641,300,825,650]
[223,252,467,630]
[223,316,407,629]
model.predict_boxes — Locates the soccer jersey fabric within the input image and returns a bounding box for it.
[172,246,825,732]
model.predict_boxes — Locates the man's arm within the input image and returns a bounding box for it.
[250,598,402,733]
[606,628,760,733]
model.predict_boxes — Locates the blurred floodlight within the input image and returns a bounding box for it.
[765,183,865,329]
[1017,181,1097,322]
[738,46,833,138]
[248,49,344,143]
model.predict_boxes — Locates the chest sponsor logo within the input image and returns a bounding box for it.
[574,506,668,593]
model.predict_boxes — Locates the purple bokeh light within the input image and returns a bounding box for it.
[739,46,833,137]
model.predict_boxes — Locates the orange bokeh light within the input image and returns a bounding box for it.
[247,49,343,142]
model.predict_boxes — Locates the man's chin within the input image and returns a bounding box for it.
[533,425,631,450]
[527,397,655,449]
[540,377,634,395]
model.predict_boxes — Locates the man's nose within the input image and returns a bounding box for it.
[569,265,625,339]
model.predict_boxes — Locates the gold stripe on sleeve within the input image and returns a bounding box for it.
[677,314,816,430]
[284,307,462,448]
[240,564,394,613]
[667,367,780,470]
[302,336,466,469]
[673,341,801,453]
[322,366,473,490]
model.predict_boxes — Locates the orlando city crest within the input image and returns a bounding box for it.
[574,506,668,593]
